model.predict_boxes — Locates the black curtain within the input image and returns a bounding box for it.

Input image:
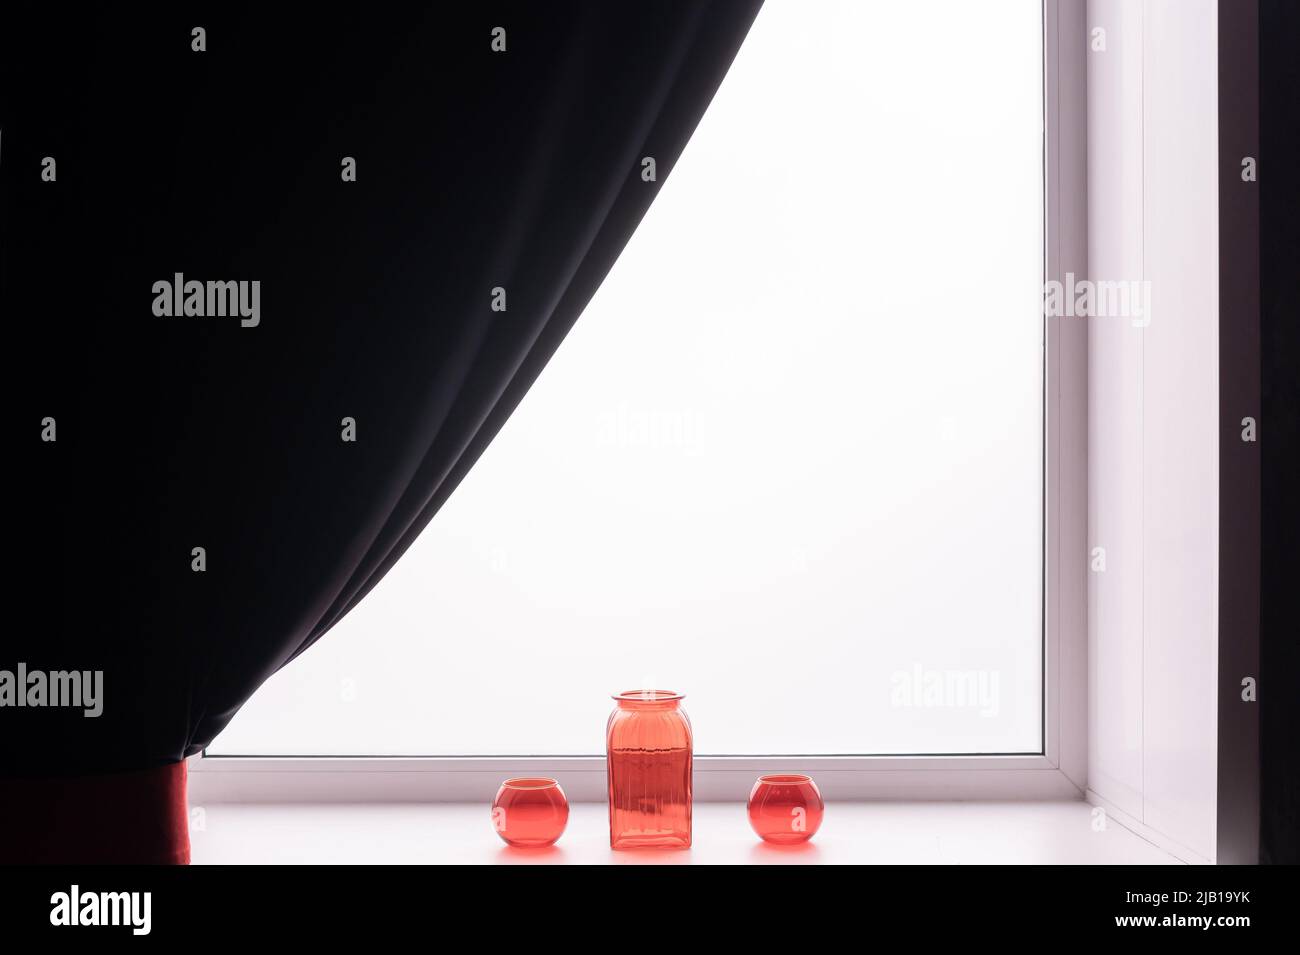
[1259,0,1299,866]
[3,2,762,779]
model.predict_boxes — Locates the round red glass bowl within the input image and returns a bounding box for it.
[747,774,824,845]
[491,778,569,848]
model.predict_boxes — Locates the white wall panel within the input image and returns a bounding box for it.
[1087,0,1146,820]
[1086,0,1219,862]
[1140,0,1219,861]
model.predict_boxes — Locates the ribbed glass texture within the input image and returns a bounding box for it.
[606,691,692,849]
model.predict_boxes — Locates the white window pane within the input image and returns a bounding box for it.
[212,0,1044,757]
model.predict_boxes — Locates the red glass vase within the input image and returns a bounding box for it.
[491,777,569,848]
[747,774,824,844]
[607,690,692,849]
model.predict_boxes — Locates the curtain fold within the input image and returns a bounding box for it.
[294,7,725,660]
[4,1,762,859]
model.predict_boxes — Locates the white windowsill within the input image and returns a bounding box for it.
[189,800,1180,865]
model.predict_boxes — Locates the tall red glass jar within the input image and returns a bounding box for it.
[607,690,692,849]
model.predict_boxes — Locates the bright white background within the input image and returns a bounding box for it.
[212,0,1044,757]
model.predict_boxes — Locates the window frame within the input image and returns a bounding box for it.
[190,0,1087,804]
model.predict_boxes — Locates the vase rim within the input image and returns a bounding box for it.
[613,689,684,704]
[757,773,814,784]
[500,777,561,790]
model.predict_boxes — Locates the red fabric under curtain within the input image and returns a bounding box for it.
[0,762,190,865]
